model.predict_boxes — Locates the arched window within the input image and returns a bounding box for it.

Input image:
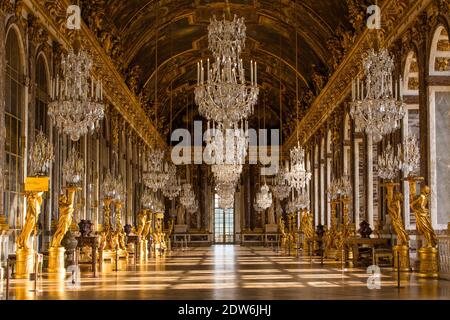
[402,51,420,229]
[4,28,25,228]
[35,54,49,133]
[429,26,450,230]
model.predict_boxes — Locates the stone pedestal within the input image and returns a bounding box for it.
[174,225,188,234]
[48,247,66,275]
[15,248,35,279]
[265,224,278,233]
[393,245,411,272]
[418,247,439,278]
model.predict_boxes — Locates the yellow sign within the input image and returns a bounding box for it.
[24,177,49,192]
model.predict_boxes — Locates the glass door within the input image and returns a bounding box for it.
[214,194,234,244]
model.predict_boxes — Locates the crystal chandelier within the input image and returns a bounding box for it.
[399,134,420,177]
[195,15,259,125]
[143,148,169,192]
[180,183,196,209]
[162,164,181,200]
[287,143,312,190]
[103,172,117,199]
[271,164,291,200]
[63,146,84,186]
[350,48,406,143]
[114,176,126,202]
[141,188,154,210]
[255,182,272,211]
[337,176,352,198]
[378,143,401,180]
[49,42,104,141]
[216,182,236,209]
[29,130,54,177]
[327,179,340,201]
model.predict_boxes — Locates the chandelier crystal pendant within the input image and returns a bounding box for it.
[378,143,401,180]
[48,41,105,141]
[350,48,406,143]
[195,14,259,125]
[287,143,312,190]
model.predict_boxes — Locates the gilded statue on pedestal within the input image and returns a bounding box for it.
[16,192,43,250]
[302,211,315,242]
[136,210,147,238]
[50,188,77,248]
[388,192,409,246]
[278,216,287,248]
[411,186,437,248]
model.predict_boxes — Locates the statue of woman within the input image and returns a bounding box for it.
[16,192,43,250]
[267,204,276,225]
[411,186,437,248]
[388,192,409,246]
[136,210,147,238]
[50,188,77,248]
[177,205,185,225]
[304,212,315,241]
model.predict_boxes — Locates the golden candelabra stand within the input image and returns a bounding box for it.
[381,181,411,272]
[323,199,341,260]
[15,189,45,279]
[48,186,80,276]
[136,209,149,261]
[152,212,167,256]
[99,197,116,262]
[114,200,129,260]
[300,209,315,256]
[406,176,439,278]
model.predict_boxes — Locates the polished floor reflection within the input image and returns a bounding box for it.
[2,245,450,300]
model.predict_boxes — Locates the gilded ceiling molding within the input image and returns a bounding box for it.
[0,0,13,13]
[23,0,165,149]
[284,0,432,151]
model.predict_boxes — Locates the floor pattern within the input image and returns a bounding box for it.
[2,245,450,300]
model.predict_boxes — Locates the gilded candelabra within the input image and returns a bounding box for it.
[114,200,129,259]
[152,212,167,256]
[300,209,315,256]
[323,199,342,259]
[16,130,53,279]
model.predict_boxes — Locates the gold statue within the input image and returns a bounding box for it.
[142,210,153,240]
[278,216,287,248]
[302,211,315,241]
[388,191,409,246]
[16,192,43,250]
[136,210,147,238]
[411,186,437,248]
[50,188,78,248]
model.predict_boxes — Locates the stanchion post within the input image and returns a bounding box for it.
[397,251,401,289]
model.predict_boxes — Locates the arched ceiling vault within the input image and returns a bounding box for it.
[99,0,351,142]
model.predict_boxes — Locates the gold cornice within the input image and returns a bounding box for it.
[24,0,166,149]
[283,0,433,151]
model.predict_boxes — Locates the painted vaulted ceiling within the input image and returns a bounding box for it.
[81,0,363,143]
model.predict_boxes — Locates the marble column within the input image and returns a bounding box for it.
[0,12,6,222]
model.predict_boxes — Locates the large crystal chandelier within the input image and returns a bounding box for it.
[143,148,169,192]
[216,182,236,209]
[195,15,259,125]
[350,48,406,143]
[179,183,196,208]
[141,188,154,210]
[255,182,272,211]
[287,143,312,190]
[162,164,181,200]
[378,143,401,180]
[271,164,291,200]
[49,41,104,141]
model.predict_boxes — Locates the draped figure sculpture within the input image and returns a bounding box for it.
[278,216,287,248]
[388,191,409,246]
[136,210,147,238]
[16,192,44,250]
[411,186,437,248]
[50,188,77,248]
[177,204,185,225]
[267,204,276,225]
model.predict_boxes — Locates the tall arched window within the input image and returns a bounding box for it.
[429,26,450,230]
[35,54,49,133]
[402,51,420,229]
[4,28,24,228]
